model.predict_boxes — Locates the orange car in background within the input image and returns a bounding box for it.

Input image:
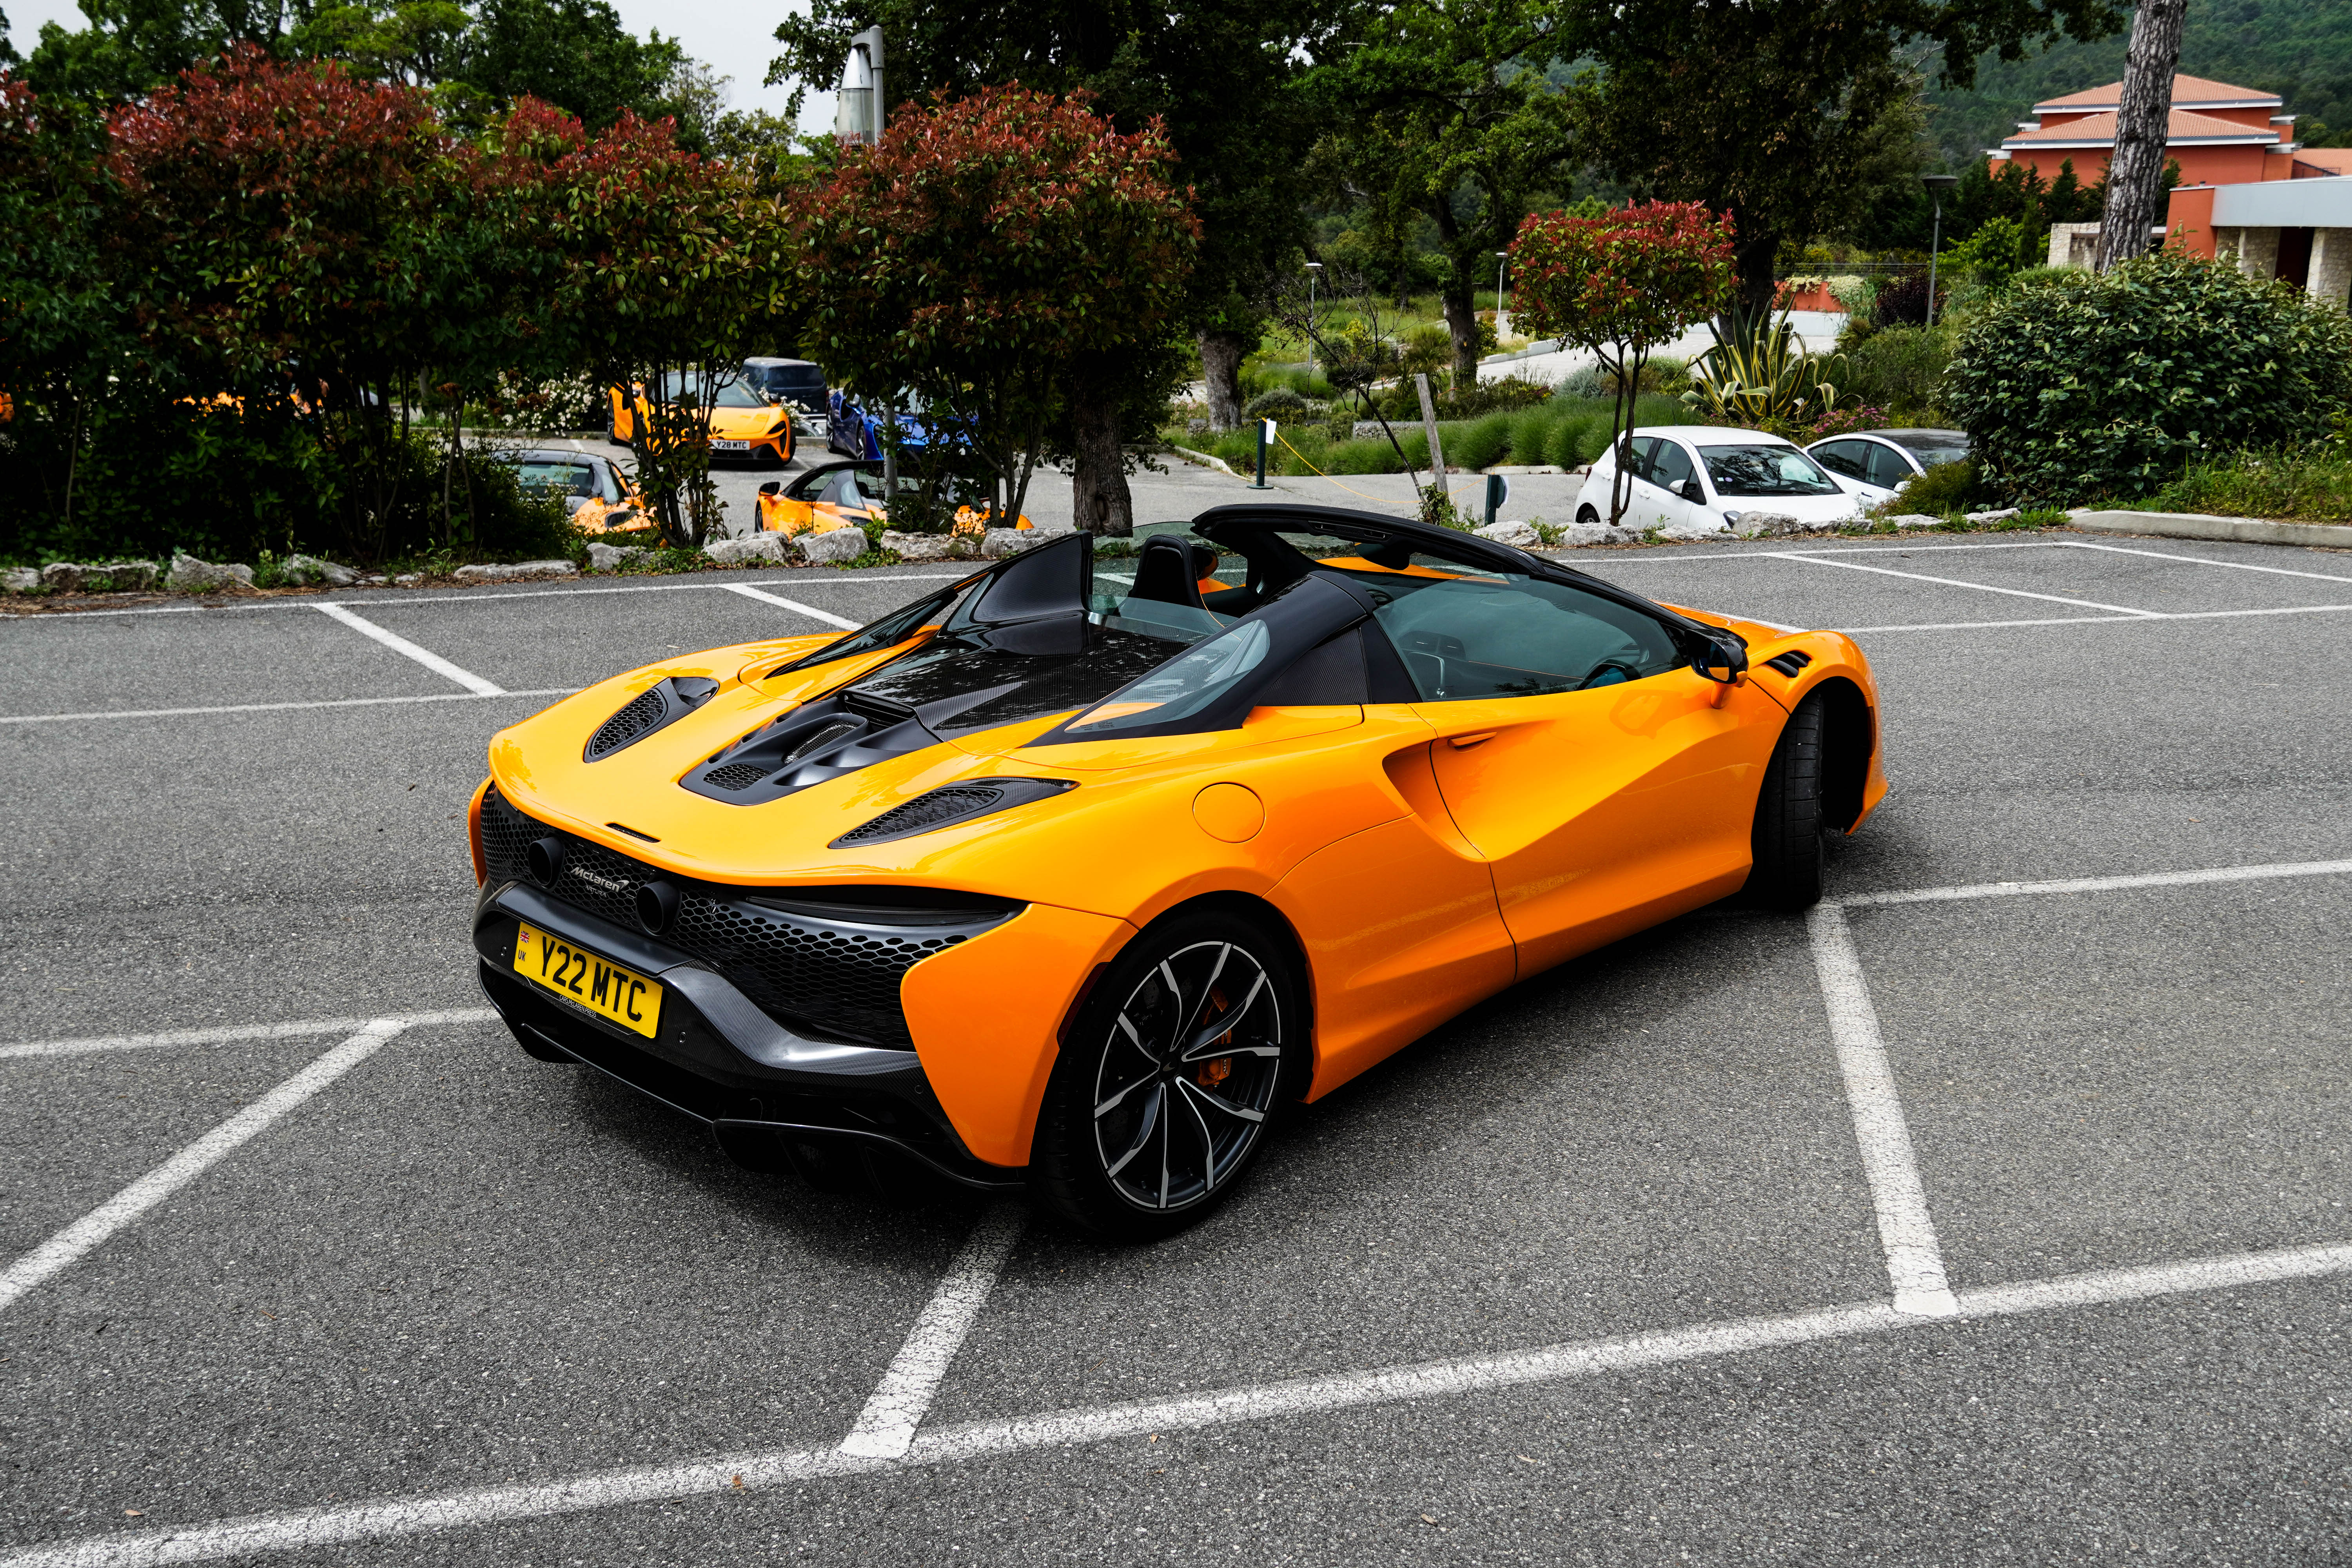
[468,506,1885,1237]
[757,459,1032,538]
[494,448,654,536]
[608,372,796,466]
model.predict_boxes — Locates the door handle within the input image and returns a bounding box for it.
[1448,731,1498,749]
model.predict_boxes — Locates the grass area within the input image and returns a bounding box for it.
[1185,394,1691,479]
[2142,446,2352,522]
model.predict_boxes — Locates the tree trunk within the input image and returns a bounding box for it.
[1439,280,1481,388]
[1198,330,1247,430]
[1066,362,1133,536]
[2097,0,2187,271]
[1733,226,1780,318]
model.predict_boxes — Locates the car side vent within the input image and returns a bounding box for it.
[583,676,722,762]
[704,762,770,791]
[831,778,1076,848]
[1764,650,1813,678]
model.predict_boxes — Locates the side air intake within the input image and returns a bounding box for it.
[1763,650,1813,679]
[830,778,1076,848]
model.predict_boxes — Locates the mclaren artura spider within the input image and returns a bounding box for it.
[469,507,1887,1236]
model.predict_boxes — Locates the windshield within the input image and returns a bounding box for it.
[1887,434,1970,467]
[653,372,770,408]
[711,379,771,408]
[1698,444,1842,498]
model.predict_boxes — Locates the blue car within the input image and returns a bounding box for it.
[826,388,941,461]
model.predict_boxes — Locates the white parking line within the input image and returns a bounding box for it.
[1839,602,2352,634]
[313,604,504,695]
[1806,903,1958,1318]
[719,581,862,628]
[1777,552,2160,616]
[1,577,975,622]
[11,1236,2347,1567]
[0,1008,498,1061]
[0,1021,410,1317]
[2063,539,2352,585]
[0,690,577,726]
[838,1203,1026,1458]
[1842,857,2352,909]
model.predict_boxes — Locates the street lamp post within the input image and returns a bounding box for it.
[1304,261,1323,381]
[1922,174,1958,327]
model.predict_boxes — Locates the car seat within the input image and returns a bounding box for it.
[1126,535,1218,610]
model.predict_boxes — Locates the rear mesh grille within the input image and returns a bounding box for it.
[478,785,1002,1048]
[587,690,667,758]
[837,784,1007,845]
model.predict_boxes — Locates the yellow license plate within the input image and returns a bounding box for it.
[513,922,663,1039]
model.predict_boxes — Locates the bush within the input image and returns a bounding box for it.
[2145,445,2352,520]
[1887,456,1994,516]
[1872,272,1939,327]
[1839,325,1953,420]
[1557,356,1688,399]
[1446,412,1516,471]
[1944,252,2352,506]
[1243,387,1310,419]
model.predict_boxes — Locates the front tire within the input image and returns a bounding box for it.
[1033,909,1304,1240]
[1576,504,1601,526]
[1746,691,1828,909]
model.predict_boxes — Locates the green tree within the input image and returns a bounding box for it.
[1309,0,1576,385]
[1573,0,2122,314]
[769,0,1338,517]
[795,85,1198,533]
[1508,199,1734,525]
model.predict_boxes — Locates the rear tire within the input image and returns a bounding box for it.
[1746,691,1829,909]
[1576,505,1601,526]
[1033,909,1305,1240]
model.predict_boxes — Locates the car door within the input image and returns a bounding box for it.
[1811,439,1895,505]
[1642,436,1713,529]
[1862,440,1919,495]
[1369,562,1790,977]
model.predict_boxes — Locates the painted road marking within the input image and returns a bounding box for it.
[1775,552,2160,616]
[1842,857,2352,909]
[0,1021,410,1317]
[2,577,975,621]
[0,690,577,726]
[1806,902,1958,1318]
[313,603,504,695]
[837,1203,1027,1459]
[0,1008,498,1062]
[6,1237,2347,1567]
[719,581,862,628]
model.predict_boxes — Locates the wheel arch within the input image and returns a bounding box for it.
[1809,675,1874,833]
[1102,889,1317,1091]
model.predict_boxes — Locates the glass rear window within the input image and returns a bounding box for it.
[1066,619,1272,733]
[512,460,596,496]
[1698,444,1842,498]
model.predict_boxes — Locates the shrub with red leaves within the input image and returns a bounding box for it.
[797,85,1197,528]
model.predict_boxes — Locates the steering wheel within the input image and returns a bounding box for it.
[1577,660,1641,690]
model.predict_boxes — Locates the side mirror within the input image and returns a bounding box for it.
[758,481,780,497]
[1676,479,1704,502]
[1690,628,1748,684]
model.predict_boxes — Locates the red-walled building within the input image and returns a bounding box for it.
[1991,74,2313,186]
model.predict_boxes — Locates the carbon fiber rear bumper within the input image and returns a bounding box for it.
[473,881,1023,1190]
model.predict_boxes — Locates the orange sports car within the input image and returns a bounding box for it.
[757,459,1035,538]
[608,373,797,466]
[468,507,1887,1237]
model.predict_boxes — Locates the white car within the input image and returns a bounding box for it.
[1573,426,1866,534]
[1804,428,1971,507]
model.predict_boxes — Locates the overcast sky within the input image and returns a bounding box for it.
[4,0,835,131]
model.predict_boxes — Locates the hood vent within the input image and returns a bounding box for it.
[584,676,721,761]
[831,778,1076,848]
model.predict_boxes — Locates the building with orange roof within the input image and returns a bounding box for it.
[1992,74,2309,187]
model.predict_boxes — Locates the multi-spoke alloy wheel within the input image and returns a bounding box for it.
[1034,912,1301,1238]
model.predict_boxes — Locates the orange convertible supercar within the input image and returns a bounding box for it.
[468,507,1887,1236]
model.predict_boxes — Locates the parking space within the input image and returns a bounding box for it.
[2,524,2348,1565]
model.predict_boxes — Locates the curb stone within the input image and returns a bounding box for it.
[2071,509,2352,549]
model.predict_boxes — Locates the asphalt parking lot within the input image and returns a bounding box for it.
[4,525,2349,1566]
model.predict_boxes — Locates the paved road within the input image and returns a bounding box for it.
[4,526,2350,1565]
